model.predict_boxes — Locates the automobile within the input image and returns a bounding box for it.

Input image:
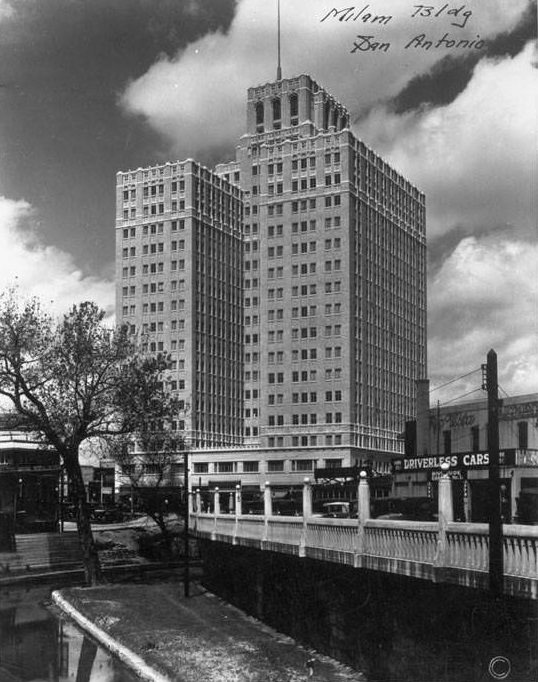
[321,501,354,518]
[91,507,124,524]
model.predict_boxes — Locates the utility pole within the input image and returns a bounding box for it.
[183,445,190,598]
[485,349,503,596]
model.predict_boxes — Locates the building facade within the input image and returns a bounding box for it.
[116,159,244,449]
[116,74,427,494]
[393,392,538,522]
[0,428,60,535]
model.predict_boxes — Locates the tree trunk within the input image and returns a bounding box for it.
[65,458,104,586]
[148,510,172,554]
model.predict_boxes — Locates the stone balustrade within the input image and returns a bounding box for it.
[191,474,538,600]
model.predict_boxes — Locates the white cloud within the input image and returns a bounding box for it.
[359,42,537,239]
[0,1,14,21]
[0,196,114,318]
[428,235,538,400]
[120,0,530,160]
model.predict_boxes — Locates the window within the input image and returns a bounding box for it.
[268,460,285,472]
[194,463,209,474]
[272,97,281,122]
[443,430,452,455]
[243,461,259,473]
[293,460,313,471]
[289,93,298,124]
[471,425,480,452]
[518,421,529,449]
[217,462,235,473]
[255,101,264,131]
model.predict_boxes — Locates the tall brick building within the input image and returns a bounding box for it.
[116,73,427,491]
[116,160,244,449]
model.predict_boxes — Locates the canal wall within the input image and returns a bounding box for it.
[199,540,537,682]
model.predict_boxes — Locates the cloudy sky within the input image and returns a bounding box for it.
[0,0,536,406]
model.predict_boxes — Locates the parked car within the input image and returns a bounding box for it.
[313,500,358,518]
[90,506,124,524]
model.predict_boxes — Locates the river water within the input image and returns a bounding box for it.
[0,582,138,681]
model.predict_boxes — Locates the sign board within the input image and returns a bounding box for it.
[499,401,538,421]
[393,450,515,473]
[516,450,538,466]
[430,470,463,481]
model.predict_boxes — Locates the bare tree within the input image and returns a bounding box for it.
[108,429,188,555]
[0,290,179,585]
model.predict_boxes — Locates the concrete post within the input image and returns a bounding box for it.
[358,471,371,523]
[438,465,454,524]
[214,487,220,516]
[299,478,312,558]
[302,477,312,518]
[264,482,272,517]
[355,471,370,564]
[195,489,201,514]
[435,463,452,571]
[233,485,241,546]
[235,485,242,517]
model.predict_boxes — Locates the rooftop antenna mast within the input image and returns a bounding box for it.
[276,0,282,80]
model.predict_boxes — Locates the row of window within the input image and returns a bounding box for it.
[251,153,341,177]
[243,196,339,220]
[121,221,185,240]
[244,346,342,366]
[122,180,186,203]
[268,435,343,448]
[234,215,345,247]
[192,456,341,475]
[265,176,343,196]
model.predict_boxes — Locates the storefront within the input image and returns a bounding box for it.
[0,437,60,533]
[392,450,516,522]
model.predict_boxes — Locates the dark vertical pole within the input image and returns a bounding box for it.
[487,349,503,596]
[436,400,441,455]
[59,466,64,533]
[183,448,190,598]
[276,0,282,81]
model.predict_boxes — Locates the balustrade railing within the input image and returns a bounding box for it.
[191,474,538,599]
[192,511,538,591]
[503,525,538,578]
[266,517,304,546]
[235,515,265,540]
[446,523,489,572]
[304,518,357,554]
[364,520,438,564]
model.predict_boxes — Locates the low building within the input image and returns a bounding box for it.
[392,392,538,522]
[0,428,60,534]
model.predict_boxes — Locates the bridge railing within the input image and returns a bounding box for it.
[364,519,439,564]
[190,476,538,599]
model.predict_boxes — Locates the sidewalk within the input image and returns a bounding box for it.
[53,580,365,682]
